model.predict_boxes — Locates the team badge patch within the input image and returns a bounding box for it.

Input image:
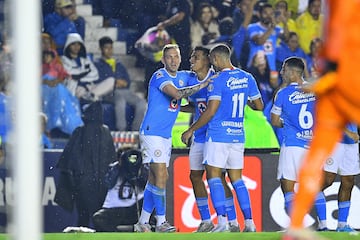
[156,71,164,79]
[170,98,178,109]
[207,83,214,92]
[154,149,162,157]
[326,157,334,165]
[179,79,185,87]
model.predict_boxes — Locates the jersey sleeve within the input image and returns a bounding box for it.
[207,74,222,101]
[247,73,262,100]
[150,70,173,91]
[271,89,283,116]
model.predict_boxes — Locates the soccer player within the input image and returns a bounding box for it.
[285,0,360,239]
[181,46,240,232]
[181,44,263,232]
[270,57,317,220]
[134,44,210,233]
[315,123,359,232]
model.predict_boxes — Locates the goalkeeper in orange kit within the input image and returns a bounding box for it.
[284,0,360,239]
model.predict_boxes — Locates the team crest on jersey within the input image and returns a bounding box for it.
[207,83,214,92]
[326,157,334,166]
[178,79,185,87]
[170,98,178,109]
[156,71,164,79]
[154,149,162,157]
[197,101,207,113]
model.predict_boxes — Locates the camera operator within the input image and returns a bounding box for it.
[93,149,149,232]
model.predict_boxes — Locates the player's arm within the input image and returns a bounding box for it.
[181,99,219,144]
[271,112,283,128]
[247,97,264,111]
[344,128,360,142]
[162,80,210,100]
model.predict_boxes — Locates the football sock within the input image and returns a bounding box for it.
[284,191,294,214]
[225,196,237,221]
[233,179,252,219]
[208,177,226,216]
[338,201,350,224]
[196,197,211,221]
[315,192,327,221]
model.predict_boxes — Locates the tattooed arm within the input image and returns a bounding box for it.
[163,79,210,100]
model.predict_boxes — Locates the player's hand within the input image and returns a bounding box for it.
[181,129,193,145]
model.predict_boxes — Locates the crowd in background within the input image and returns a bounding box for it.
[0,0,325,148]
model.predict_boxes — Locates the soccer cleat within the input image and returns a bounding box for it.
[134,222,152,232]
[228,222,240,232]
[243,223,256,232]
[336,225,357,232]
[317,227,329,231]
[210,224,228,232]
[155,221,176,233]
[194,221,214,232]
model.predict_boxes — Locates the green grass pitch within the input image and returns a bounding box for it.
[0,232,359,240]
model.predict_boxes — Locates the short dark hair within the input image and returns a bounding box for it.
[284,57,305,72]
[193,46,210,56]
[99,36,113,48]
[210,43,231,57]
[259,2,274,14]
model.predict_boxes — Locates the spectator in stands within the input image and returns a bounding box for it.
[207,17,234,48]
[0,64,10,147]
[247,2,288,87]
[0,33,11,146]
[43,0,78,55]
[55,101,116,227]
[247,50,274,106]
[231,0,257,68]
[93,149,149,232]
[157,0,192,70]
[247,2,289,69]
[40,112,53,149]
[190,2,219,48]
[95,36,146,131]
[61,33,114,102]
[274,0,296,34]
[275,32,307,74]
[69,0,86,40]
[295,0,323,54]
[232,0,258,31]
[305,37,323,80]
[42,48,83,136]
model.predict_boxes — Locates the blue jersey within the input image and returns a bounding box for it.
[271,82,316,148]
[247,22,283,71]
[206,68,261,143]
[140,68,195,138]
[188,69,215,143]
[342,123,358,144]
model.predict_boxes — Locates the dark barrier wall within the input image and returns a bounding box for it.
[0,149,359,232]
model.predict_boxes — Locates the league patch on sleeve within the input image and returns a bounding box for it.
[156,71,164,79]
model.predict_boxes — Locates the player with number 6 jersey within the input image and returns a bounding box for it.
[270,57,319,220]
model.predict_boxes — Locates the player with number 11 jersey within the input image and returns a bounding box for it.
[206,68,261,143]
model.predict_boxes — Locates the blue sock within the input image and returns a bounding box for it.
[225,196,237,221]
[152,185,166,216]
[142,182,155,213]
[196,197,211,221]
[338,201,350,223]
[208,177,226,216]
[284,192,294,215]
[232,179,252,219]
[315,192,327,221]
